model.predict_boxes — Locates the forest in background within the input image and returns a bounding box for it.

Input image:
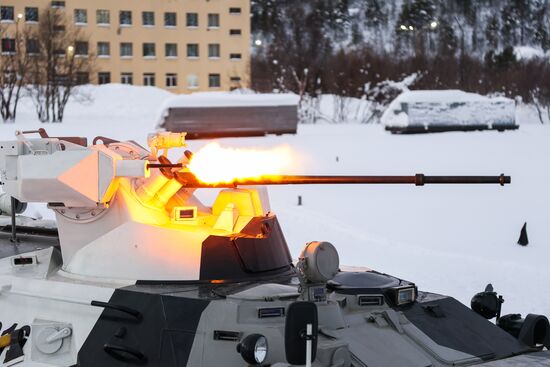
[251,0,550,120]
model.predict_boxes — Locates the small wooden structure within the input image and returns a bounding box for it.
[159,93,299,139]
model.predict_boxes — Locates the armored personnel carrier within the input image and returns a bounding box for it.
[0,130,548,366]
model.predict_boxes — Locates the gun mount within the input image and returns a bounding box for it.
[0,130,510,281]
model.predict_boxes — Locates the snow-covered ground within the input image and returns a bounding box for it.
[3,85,550,317]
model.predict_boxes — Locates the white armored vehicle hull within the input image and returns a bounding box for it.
[0,130,548,366]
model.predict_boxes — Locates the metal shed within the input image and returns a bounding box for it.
[159,93,299,139]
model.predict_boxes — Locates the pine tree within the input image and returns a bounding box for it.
[365,0,387,27]
[485,46,517,70]
[437,19,458,58]
[485,15,500,49]
[395,3,414,56]
[501,3,517,45]
[501,0,533,44]
[405,0,436,29]
[351,23,364,45]
[532,0,550,50]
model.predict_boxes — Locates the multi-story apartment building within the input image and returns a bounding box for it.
[0,0,250,93]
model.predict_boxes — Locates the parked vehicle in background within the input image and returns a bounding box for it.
[382,90,518,134]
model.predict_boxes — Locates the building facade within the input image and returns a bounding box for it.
[0,0,250,93]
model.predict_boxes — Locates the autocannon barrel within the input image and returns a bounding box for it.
[175,173,511,188]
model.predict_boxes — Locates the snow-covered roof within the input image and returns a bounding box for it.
[162,92,299,109]
[389,89,511,104]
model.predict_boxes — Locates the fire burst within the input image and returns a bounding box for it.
[187,142,294,184]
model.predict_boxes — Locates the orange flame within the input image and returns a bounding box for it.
[187,142,294,184]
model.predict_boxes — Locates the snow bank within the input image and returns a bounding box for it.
[514,46,550,61]
[2,84,175,143]
[381,90,516,128]
[15,84,173,125]
[308,94,374,124]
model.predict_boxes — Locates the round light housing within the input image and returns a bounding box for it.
[471,284,503,320]
[237,334,268,365]
[471,291,499,319]
[299,241,340,283]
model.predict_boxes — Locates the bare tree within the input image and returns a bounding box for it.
[531,88,550,124]
[0,20,34,122]
[27,7,94,122]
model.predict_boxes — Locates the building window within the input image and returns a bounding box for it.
[119,11,132,26]
[51,1,66,9]
[53,25,65,32]
[229,7,242,14]
[75,72,89,85]
[74,9,87,25]
[230,53,242,60]
[53,49,66,57]
[75,41,88,56]
[97,42,110,57]
[166,73,177,88]
[208,73,221,88]
[120,42,133,57]
[207,13,219,28]
[186,44,199,58]
[98,72,111,85]
[230,76,241,90]
[186,13,198,27]
[165,43,177,58]
[0,6,14,21]
[1,38,15,54]
[143,43,156,58]
[164,12,176,27]
[187,74,198,89]
[142,11,154,26]
[25,7,39,22]
[26,39,39,55]
[229,29,242,36]
[208,44,220,58]
[97,10,110,25]
[121,72,133,85]
[53,74,69,84]
[143,73,155,86]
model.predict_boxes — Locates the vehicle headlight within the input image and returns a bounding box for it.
[237,334,268,365]
[391,285,416,306]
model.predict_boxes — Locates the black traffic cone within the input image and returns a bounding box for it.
[517,222,528,246]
